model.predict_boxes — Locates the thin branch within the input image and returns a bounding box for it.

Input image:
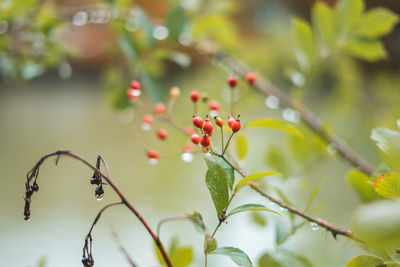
[111,228,138,267]
[24,150,173,267]
[211,52,375,176]
[157,216,191,237]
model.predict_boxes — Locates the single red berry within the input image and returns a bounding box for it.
[157,129,168,140]
[200,134,211,147]
[126,88,137,100]
[183,143,194,153]
[231,116,241,133]
[154,103,165,115]
[142,114,154,124]
[227,115,235,128]
[214,116,223,127]
[193,115,204,128]
[191,133,200,144]
[184,126,194,135]
[130,80,141,90]
[227,76,238,88]
[202,116,214,134]
[147,150,159,159]
[208,101,220,111]
[246,72,256,84]
[190,90,200,102]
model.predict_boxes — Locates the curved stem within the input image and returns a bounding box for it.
[157,216,191,237]
[25,150,173,267]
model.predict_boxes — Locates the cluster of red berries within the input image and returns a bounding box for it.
[126,80,141,100]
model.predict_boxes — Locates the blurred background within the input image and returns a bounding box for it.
[1,0,399,266]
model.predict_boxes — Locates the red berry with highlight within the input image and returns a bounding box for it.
[227,76,237,88]
[190,90,200,102]
[208,101,220,111]
[200,134,211,147]
[130,80,141,90]
[183,143,194,153]
[191,133,200,144]
[157,129,168,140]
[202,116,213,134]
[147,150,159,159]
[231,116,241,133]
[246,72,256,84]
[227,116,235,128]
[193,115,204,128]
[154,103,165,115]
[142,114,154,124]
[127,88,137,100]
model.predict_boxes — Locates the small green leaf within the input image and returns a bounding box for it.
[226,204,280,218]
[346,169,379,202]
[205,154,235,191]
[357,8,399,38]
[275,219,290,244]
[335,0,365,39]
[292,17,317,68]
[245,118,303,138]
[266,146,289,176]
[170,245,194,267]
[374,172,400,200]
[343,39,386,61]
[235,133,248,160]
[281,250,313,267]
[305,177,326,211]
[205,236,217,253]
[251,212,268,227]
[312,1,335,52]
[346,255,384,267]
[211,247,253,267]
[371,127,400,170]
[205,161,229,217]
[186,211,207,234]
[166,5,188,40]
[235,171,281,192]
[258,252,284,267]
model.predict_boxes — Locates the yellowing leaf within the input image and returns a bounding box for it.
[312,2,335,52]
[235,171,281,192]
[344,39,386,61]
[346,255,383,267]
[374,172,400,200]
[245,118,303,138]
[357,8,399,38]
[235,133,248,160]
[346,169,379,203]
[292,17,317,68]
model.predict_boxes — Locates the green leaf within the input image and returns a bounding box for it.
[346,255,384,267]
[292,17,317,68]
[226,204,280,218]
[275,219,290,244]
[289,131,326,165]
[205,236,217,253]
[346,169,379,203]
[170,245,194,267]
[205,154,235,191]
[211,247,253,267]
[245,118,303,138]
[371,127,400,169]
[258,253,284,267]
[352,200,400,250]
[266,147,289,176]
[166,5,188,40]
[343,39,386,61]
[235,171,281,192]
[251,212,268,227]
[311,1,335,53]
[235,133,248,160]
[335,0,364,39]
[357,8,399,38]
[305,177,326,211]
[374,172,400,200]
[281,250,313,267]
[205,161,229,217]
[186,211,207,234]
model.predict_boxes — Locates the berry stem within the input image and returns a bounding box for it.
[220,127,224,152]
[222,133,234,155]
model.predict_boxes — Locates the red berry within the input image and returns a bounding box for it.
[227,116,235,128]
[231,116,241,133]
[130,80,141,90]
[184,126,194,135]
[127,88,137,100]
[147,150,159,159]
[200,134,211,147]
[191,133,200,144]
[246,72,256,84]
[157,129,168,140]
[214,116,223,127]
[227,76,237,88]
[154,103,165,115]
[190,90,200,102]
[202,116,213,134]
[193,115,204,128]
[183,143,194,153]
[208,101,220,111]
[142,114,154,124]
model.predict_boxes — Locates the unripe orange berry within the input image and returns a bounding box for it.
[246,72,256,84]
[227,76,237,88]
[170,86,180,98]
[157,129,168,140]
[190,90,200,102]
[154,103,165,115]
[214,116,223,127]
[200,134,211,147]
